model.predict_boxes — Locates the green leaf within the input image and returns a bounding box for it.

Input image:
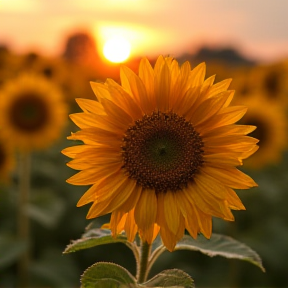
[64,229,131,253]
[81,262,137,288]
[0,234,28,268]
[63,228,140,263]
[141,269,194,288]
[175,234,265,272]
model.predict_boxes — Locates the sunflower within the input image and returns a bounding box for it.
[252,61,288,107]
[229,66,258,99]
[236,95,287,169]
[0,73,68,151]
[63,56,258,251]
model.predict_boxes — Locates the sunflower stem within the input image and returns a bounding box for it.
[17,152,31,288]
[137,240,152,284]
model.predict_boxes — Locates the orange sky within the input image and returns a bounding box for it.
[1,0,288,63]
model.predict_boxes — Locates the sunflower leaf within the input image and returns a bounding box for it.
[81,262,137,288]
[140,269,194,288]
[175,234,265,272]
[63,228,139,261]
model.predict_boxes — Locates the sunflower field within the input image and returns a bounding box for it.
[1,45,288,288]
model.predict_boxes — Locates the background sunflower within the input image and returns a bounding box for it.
[0,73,68,151]
[235,94,287,169]
[252,62,288,107]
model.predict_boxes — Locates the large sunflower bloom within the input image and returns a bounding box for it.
[0,73,68,151]
[63,56,258,251]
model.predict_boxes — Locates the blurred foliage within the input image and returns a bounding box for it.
[1,44,288,287]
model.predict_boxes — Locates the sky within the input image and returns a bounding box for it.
[1,0,288,63]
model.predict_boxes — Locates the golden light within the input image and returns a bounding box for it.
[95,24,171,62]
[103,36,131,63]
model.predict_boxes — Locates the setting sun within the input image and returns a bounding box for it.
[103,36,131,63]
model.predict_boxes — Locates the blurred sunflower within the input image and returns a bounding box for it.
[63,56,258,251]
[253,62,288,106]
[0,73,68,151]
[0,139,15,184]
[229,66,257,99]
[237,95,287,169]
[31,55,97,103]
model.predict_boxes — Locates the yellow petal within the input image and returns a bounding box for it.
[192,179,235,221]
[188,62,206,88]
[139,222,160,244]
[241,145,259,159]
[124,209,138,242]
[106,79,143,120]
[155,61,171,112]
[90,82,111,101]
[134,189,157,231]
[199,106,248,134]
[100,98,133,126]
[194,206,212,239]
[202,166,257,189]
[203,153,242,167]
[200,74,216,96]
[202,124,256,138]
[75,98,105,114]
[169,61,190,108]
[190,91,232,126]
[224,187,246,210]
[110,210,126,236]
[86,176,135,218]
[67,128,122,145]
[160,226,177,252]
[120,66,154,114]
[205,78,232,99]
[175,86,200,116]
[156,192,166,227]
[118,184,142,213]
[139,58,154,94]
[164,191,180,235]
[67,163,121,186]
[62,144,95,159]
[76,167,123,205]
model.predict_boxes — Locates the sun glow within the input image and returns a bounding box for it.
[96,24,169,63]
[103,36,131,63]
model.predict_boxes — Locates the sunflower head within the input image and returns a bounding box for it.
[237,94,287,169]
[63,56,258,251]
[252,62,288,106]
[0,73,68,151]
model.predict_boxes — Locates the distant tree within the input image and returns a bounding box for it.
[62,31,100,66]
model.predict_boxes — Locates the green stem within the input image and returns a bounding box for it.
[137,241,152,284]
[17,152,31,288]
[148,245,166,273]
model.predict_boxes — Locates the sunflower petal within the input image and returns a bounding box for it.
[134,189,157,231]
[164,191,180,235]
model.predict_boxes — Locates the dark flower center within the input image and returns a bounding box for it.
[239,83,251,96]
[42,66,54,78]
[264,71,280,96]
[8,93,49,133]
[122,111,204,193]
